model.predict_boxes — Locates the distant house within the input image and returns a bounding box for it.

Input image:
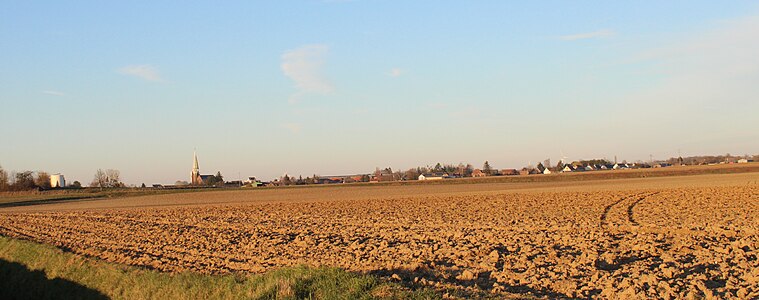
[520,168,541,175]
[534,163,551,174]
[419,173,447,180]
[341,175,366,183]
[562,165,573,173]
[317,176,345,184]
[584,165,595,171]
[738,158,751,164]
[244,177,263,187]
[372,169,395,182]
[613,163,629,170]
[471,169,487,177]
[501,169,519,176]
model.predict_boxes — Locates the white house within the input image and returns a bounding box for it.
[543,168,552,175]
[419,173,446,180]
[50,174,65,188]
[562,165,573,173]
[613,163,629,170]
[585,165,595,171]
[738,158,751,164]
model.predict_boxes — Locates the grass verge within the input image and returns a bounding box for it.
[0,236,437,299]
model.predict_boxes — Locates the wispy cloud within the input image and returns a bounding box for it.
[281,44,333,104]
[42,90,65,96]
[559,29,615,41]
[611,14,759,128]
[282,123,302,134]
[388,68,403,77]
[118,64,163,82]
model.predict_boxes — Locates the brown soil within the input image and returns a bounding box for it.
[1,171,758,298]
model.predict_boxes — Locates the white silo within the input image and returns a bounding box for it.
[50,174,66,188]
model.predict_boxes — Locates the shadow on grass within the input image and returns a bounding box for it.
[371,260,573,299]
[0,258,108,300]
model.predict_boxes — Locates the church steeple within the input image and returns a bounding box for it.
[193,151,199,172]
[192,150,201,185]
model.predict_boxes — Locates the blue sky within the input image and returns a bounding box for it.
[2,1,758,185]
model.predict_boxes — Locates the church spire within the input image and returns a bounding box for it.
[193,150,199,171]
[192,150,201,185]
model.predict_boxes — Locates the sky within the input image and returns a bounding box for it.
[2,1,759,185]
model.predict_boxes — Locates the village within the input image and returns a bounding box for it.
[206,154,756,188]
[2,153,755,192]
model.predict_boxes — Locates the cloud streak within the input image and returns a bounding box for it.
[560,29,615,41]
[42,90,65,96]
[281,44,333,103]
[118,64,163,82]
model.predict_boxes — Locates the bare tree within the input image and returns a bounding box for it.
[483,161,493,175]
[105,169,122,187]
[91,169,108,188]
[0,165,8,191]
[405,168,420,180]
[35,171,51,189]
[12,171,36,190]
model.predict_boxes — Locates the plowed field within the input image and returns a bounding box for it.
[1,172,758,298]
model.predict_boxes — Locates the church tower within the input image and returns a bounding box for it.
[191,151,202,185]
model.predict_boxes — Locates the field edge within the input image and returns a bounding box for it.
[0,235,439,300]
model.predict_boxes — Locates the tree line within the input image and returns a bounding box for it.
[89,169,124,188]
[0,165,80,191]
[0,164,125,191]
[273,161,497,186]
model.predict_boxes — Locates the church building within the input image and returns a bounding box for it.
[191,152,214,185]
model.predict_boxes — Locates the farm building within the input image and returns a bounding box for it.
[738,159,752,164]
[372,169,395,182]
[317,176,345,184]
[50,174,65,188]
[419,173,448,180]
[471,169,487,177]
[501,169,519,176]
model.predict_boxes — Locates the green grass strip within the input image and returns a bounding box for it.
[0,236,436,300]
